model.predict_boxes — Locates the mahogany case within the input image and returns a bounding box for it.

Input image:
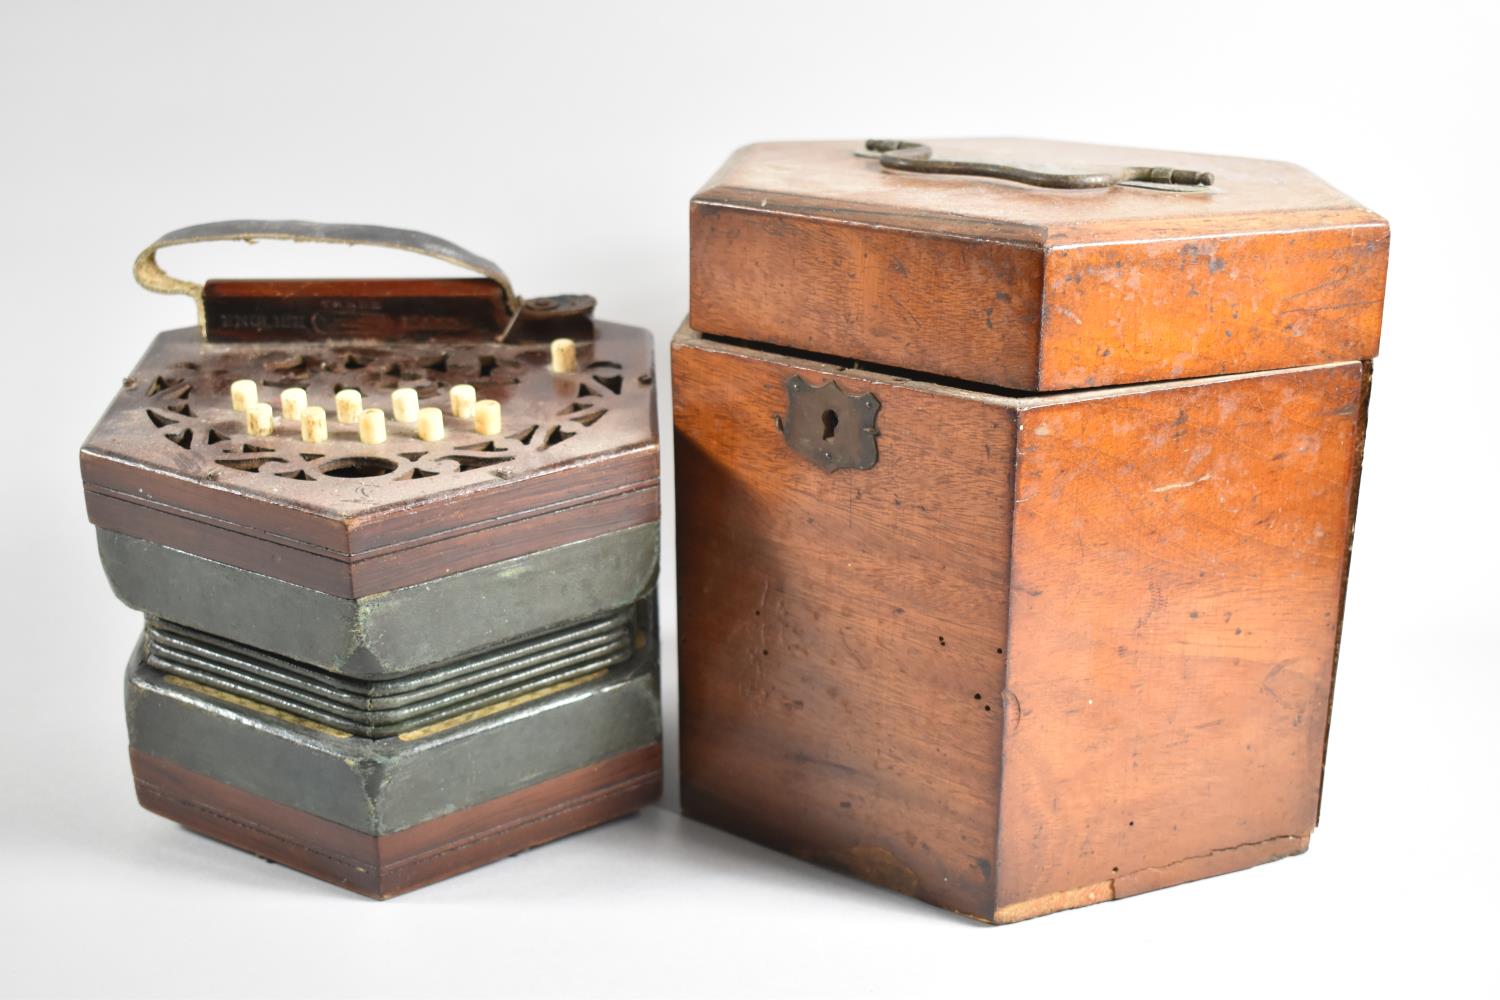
[674,139,1387,923]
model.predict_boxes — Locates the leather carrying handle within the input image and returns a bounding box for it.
[133,220,522,337]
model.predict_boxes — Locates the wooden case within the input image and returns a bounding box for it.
[674,139,1387,923]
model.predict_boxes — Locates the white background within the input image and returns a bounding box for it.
[2,2,1496,997]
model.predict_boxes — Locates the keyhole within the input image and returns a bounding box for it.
[821,409,839,440]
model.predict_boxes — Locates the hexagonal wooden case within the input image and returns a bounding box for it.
[675,139,1387,923]
[81,223,662,897]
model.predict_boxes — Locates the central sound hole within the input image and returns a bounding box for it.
[821,409,839,440]
[319,457,399,479]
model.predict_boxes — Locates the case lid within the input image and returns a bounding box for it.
[690,138,1388,391]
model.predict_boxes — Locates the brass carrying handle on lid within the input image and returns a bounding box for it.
[133,220,525,338]
[858,139,1215,191]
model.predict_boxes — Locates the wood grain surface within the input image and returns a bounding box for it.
[673,328,1015,919]
[691,205,1045,388]
[690,138,1387,390]
[673,324,1371,922]
[132,743,662,898]
[996,360,1369,917]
